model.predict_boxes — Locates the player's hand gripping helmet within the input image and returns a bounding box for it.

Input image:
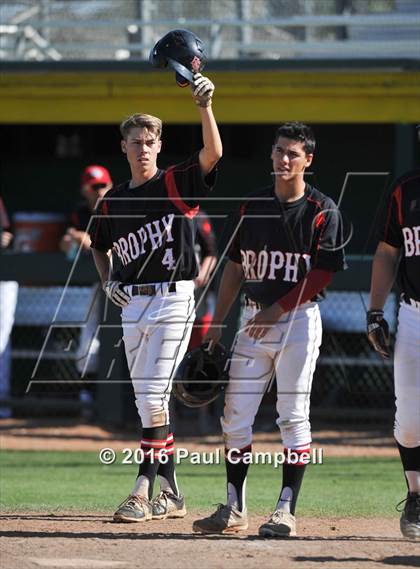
[149,29,207,87]
[173,342,229,408]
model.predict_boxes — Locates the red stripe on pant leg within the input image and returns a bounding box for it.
[141,438,167,447]
[141,441,167,449]
[140,439,168,463]
[284,447,311,466]
[225,444,252,463]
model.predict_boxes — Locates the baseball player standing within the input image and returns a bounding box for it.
[193,122,346,537]
[367,127,420,539]
[89,73,222,523]
[60,165,113,378]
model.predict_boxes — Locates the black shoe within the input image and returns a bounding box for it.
[397,492,420,539]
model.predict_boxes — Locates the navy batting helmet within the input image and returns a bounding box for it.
[149,29,207,87]
[172,342,229,408]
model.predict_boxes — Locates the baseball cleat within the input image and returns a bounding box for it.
[258,510,297,538]
[113,494,152,523]
[192,504,248,534]
[151,490,187,520]
[398,492,420,539]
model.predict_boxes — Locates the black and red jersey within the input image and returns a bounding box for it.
[89,152,217,284]
[380,168,420,302]
[228,184,347,305]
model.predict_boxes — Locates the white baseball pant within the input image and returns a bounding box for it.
[221,302,322,450]
[0,281,18,417]
[0,281,18,354]
[121,281,195,428]
[394,301,420,448]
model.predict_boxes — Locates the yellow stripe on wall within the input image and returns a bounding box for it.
[1,70,419,123]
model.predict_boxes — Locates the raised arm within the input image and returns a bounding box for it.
[191,73,223,176]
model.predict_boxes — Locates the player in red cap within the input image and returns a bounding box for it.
[61,165,113,257]
[60,165,113,381]
[80,165,112,190]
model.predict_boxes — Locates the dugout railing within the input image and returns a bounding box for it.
[1,1,418,62]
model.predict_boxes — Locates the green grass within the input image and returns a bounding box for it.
[0,450,405,517]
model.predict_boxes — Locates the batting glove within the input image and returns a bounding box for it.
[103,280,130,308]
[366,310,390,359]
[191,73,214,108]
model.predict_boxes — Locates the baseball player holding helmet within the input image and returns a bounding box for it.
[193,122,346,537]
[89,29,222,523]
[367,125,420,539]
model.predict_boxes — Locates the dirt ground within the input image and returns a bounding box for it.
[1,514,419,569]
[1,419,419,569]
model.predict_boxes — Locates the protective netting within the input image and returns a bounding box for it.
[4,286,398,425]
[7,286,98,417]
[312,291,396,415]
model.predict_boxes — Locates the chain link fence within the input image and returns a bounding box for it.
[312,292,396,421]
[3,285,398,426]
[8,286,97,417]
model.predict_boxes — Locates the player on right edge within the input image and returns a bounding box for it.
[367,125,420,540]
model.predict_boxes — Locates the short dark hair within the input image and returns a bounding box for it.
[274,122,316,154]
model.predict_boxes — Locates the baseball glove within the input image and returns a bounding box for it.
[366,309,390,359]
[191,73,214,107]
[103,280,130,308]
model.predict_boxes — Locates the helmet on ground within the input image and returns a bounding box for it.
[173,342,229,408]
[149,29,207,87]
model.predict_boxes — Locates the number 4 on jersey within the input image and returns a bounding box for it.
[162,248,176,270]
